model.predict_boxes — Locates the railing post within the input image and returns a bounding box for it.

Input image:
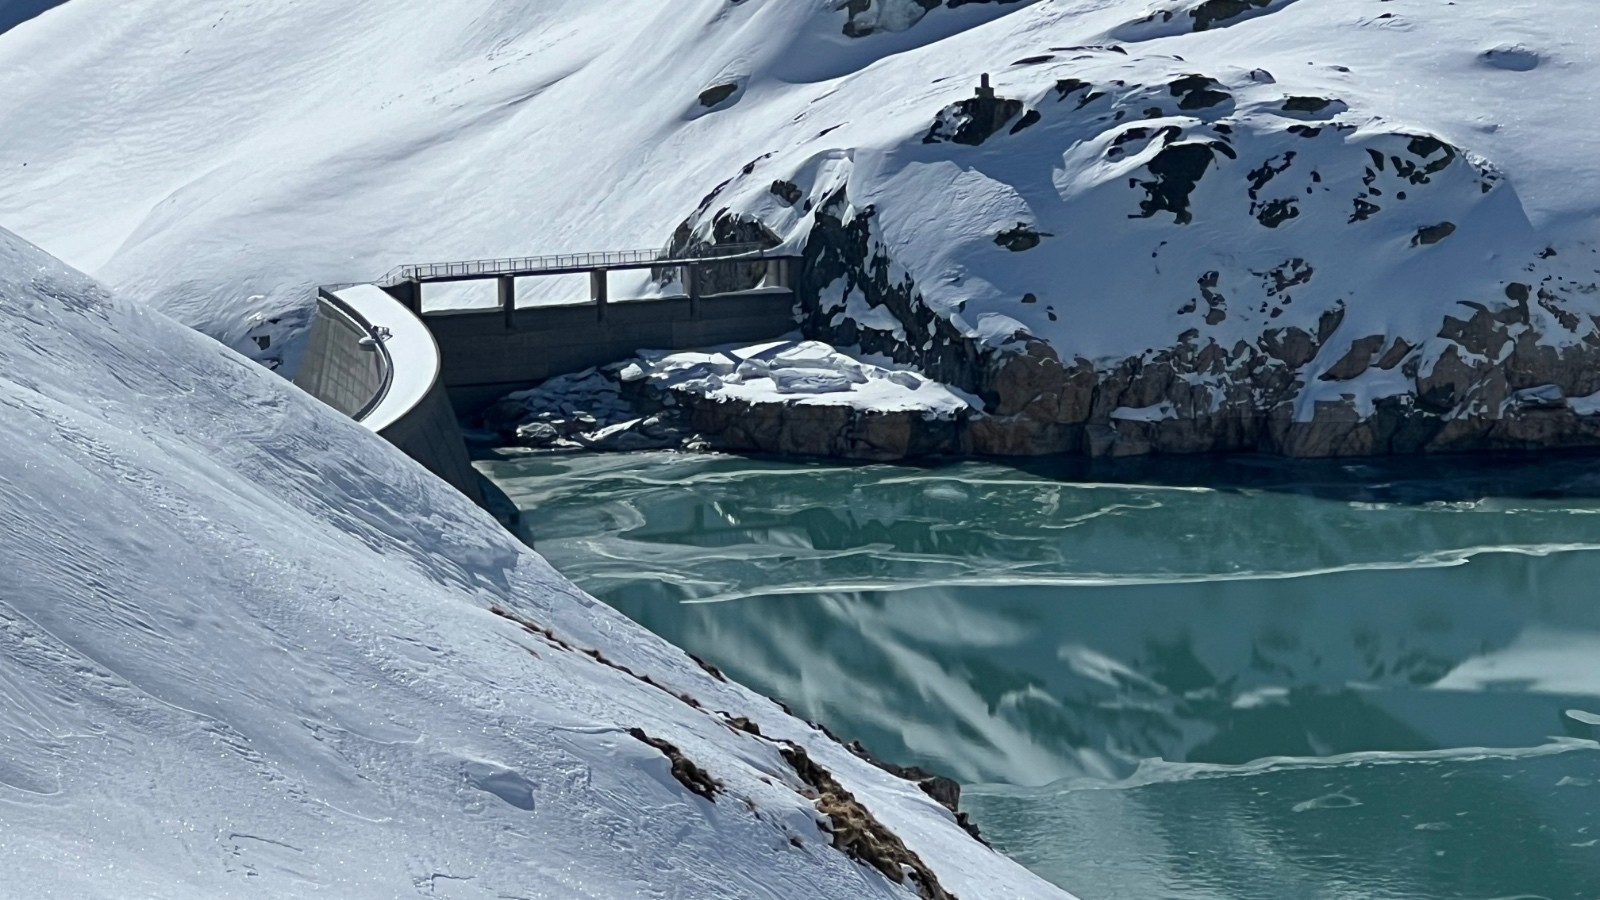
[499,275,516,331]
[590,269,608,322]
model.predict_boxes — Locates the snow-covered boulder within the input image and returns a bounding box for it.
[0,225,1065,897]
[479,342,974,460]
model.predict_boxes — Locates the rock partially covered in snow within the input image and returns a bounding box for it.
[484,341,977,461]
[664,2,1600,458]
[480,366,692,452]
[642,340,970,415]
[636,341,974,460]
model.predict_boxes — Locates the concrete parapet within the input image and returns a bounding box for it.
[295,286,484,505]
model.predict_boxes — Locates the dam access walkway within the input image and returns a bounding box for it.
[371,242,801,412]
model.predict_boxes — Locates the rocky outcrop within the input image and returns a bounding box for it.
[923,76,1025,146]
[841,0,1032,38]
[679,394,962,460]
[642,36,1600,462]
[780,744,956,900]
[658,179,1600,460]
[478,344,970,462]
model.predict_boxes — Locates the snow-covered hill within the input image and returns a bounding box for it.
[4,0,1600,458]
[0,225,1064,898]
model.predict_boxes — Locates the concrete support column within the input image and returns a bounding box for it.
[685,265,701,318]
[498,276,516,331]
[590,269,609,322]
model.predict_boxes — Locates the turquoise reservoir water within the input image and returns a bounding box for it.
[479,451,1600,899]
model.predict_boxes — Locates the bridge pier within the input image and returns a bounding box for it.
[383,280,422,314]
[498,276,516,331]
[590,269,608,322]
[685,265,701,318]
[769,257,792,290]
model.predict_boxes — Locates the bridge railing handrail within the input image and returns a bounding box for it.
[375,243,777,287]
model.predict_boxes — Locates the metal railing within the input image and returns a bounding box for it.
[376,242,779,287]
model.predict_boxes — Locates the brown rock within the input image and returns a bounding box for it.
[1320,334,1387,381]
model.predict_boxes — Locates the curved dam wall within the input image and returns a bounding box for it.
[294,291,389,419]
[295,286,484,505]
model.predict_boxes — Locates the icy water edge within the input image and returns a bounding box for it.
[479,450,1600,900]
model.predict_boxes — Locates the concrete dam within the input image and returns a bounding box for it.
[294,245,801,505]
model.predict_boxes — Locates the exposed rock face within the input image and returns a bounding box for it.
[680,395,962,460]
[780,745,956,900]
[656,173,1600,460]
[794,185,993,396]
[1115,0,1299,39]
[923,78,1025,146]
[841,0,1032,38]
[660,209,782,296]
[970,288,1600,458]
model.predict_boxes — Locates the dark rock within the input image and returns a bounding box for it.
[1261,326,1317,368]
[1320,334,1387,381]
[698,83,739,108]
[1282,95,1335,113]
[1054,78,1091,101]
[770,179,803,205]
[1191,0,1274,31]
[1131,141,1232,224]
[682,394,963,461]
[1256,197,1299,228]
[661,211,782,295]
[924,93,1025,146]
[628,729,720,801]
[994,222,1050,251]
[1168,74,1231,110]
[1374,337,1415,370]
[1009,108,1042,134]
[782,744,957,898]
[1411,222,1457,246]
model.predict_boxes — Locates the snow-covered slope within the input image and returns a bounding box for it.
[0,226,1064,898]
[5,0,1600,455]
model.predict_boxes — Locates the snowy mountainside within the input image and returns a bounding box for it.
[5,0,1600,454]
[0,226,1065,898]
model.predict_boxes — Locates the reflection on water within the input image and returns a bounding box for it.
[967,742,1600,900]
[480,450,1600,898]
